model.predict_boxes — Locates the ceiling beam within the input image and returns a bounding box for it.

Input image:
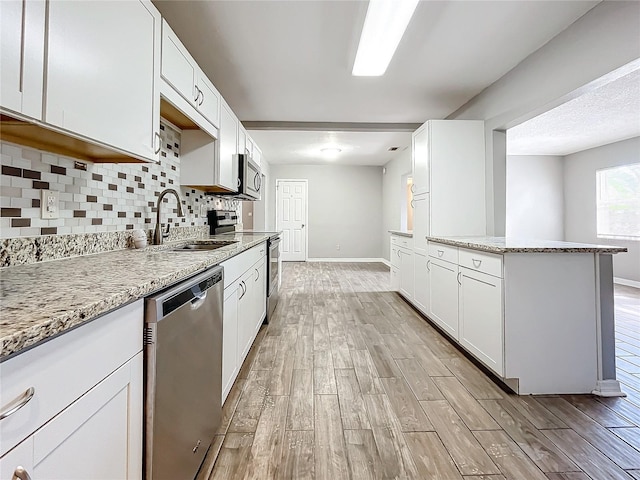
[241,121,421,132]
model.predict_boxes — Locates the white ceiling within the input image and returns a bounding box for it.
[248,130,411,166]
[507,68,640,156]
[153,0,601,165]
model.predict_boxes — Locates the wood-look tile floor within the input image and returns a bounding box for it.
[199,262,640,480]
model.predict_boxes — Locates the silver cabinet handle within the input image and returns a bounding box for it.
[154,131,161,155]
[194,86,201,103]
[472,259,482,268]
[410,183,415,194]
[238,281,247,299]
[199,89,204,106]
[397,249,401,258]
[437,250,444,257]
[12,467,32,480]
[457,271,462,285]
[410,199,415,209]
[1,387,35,421]
[255,268,259,281]
[426,260,430,271]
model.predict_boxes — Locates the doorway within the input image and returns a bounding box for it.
[276,179,308,262]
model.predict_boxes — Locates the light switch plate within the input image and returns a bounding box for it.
[41,189,59,219]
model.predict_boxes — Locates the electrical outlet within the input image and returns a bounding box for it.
[41,190,59,219]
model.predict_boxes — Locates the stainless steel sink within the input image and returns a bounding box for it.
[171,241,237,251]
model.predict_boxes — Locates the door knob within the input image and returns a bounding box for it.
[302,224,305,228]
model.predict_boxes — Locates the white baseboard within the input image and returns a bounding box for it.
[380,258,391,267]
[306,257,387,263]
[614,277,640,289]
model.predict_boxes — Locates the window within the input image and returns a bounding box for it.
[596,163,640,240]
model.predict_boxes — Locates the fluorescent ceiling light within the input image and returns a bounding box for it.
[352,0,420,76]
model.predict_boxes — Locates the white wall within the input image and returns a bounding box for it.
[381,149,412,261]
[268,164,383,259]
[448,1,640,235]
[564,137,640,283]
[506,155,564,240]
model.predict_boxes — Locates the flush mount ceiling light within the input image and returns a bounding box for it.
[321,147,342,156]
[352,0,420,76]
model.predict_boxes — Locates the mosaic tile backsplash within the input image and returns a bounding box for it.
[0,122,239,240]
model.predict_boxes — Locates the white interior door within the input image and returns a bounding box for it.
[277,180,307,261]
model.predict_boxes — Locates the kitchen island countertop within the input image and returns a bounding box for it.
[389,230,413,238]
[427,236,627,254]
[0,233,272,360]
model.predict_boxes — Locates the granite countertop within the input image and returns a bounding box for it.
[0,233,272,360]
[389,230,413,238]
[427,236,628,254]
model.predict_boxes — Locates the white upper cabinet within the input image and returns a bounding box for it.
[0,0,46,120]
[161,20,198,106]
[411,120,486,237]
[161,20,220,129]
[238,125,247,155]
[253,144,262,166]
[219,101,239,190]
[45,0,161,163]
[411,124,430,195]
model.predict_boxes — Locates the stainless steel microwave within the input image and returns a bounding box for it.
[221,154,261,201]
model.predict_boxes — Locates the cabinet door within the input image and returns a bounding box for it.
[459,268,503,375]
[251,258,267,343]
[428,258,459,338]
[238,126,247,155]
[412,195,429,256]
[32,353,143,480]
[161,19,197,106]
[196,72,220,129]
[0,0,45,119]
[219,102,239,192]
[390,266,400,291]
[46,0,160,162]
[222,282,240,403]
[253,145,262,166]
[413,253,430,315]
[0,437,34,480]
[412,123,429,196]
[236,270,254,365]
[390,244,400,268]
[399,248,414,300]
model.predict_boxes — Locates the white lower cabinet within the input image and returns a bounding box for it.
[222,278,240,403]
[399,247,414,300]
[413,253,429,315]
[221,245,267,403]
[0,301,143,480]
[459,267,504,376]
[390,266,400,291]
[428,257,459,338]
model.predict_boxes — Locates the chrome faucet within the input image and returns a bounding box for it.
[154,188,185,245]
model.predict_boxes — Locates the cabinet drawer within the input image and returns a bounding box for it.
[390,235,412,249]
[221,242,267,288]
[459,248,503,278]
[0,300,143,457]
[428,242,458,264]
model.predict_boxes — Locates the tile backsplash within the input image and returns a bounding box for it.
[0,122,239,239]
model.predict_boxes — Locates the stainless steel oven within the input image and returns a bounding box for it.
[267,235,280,320]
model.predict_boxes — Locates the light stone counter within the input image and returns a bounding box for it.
[389,230,413,238]
[427,236,627,254]
[0,234,271,360]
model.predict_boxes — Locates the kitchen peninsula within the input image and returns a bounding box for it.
[391,232,627,396]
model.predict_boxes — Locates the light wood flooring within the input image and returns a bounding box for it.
[198,262,640,480]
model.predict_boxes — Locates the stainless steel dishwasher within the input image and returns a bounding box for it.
[144,266,223,480]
